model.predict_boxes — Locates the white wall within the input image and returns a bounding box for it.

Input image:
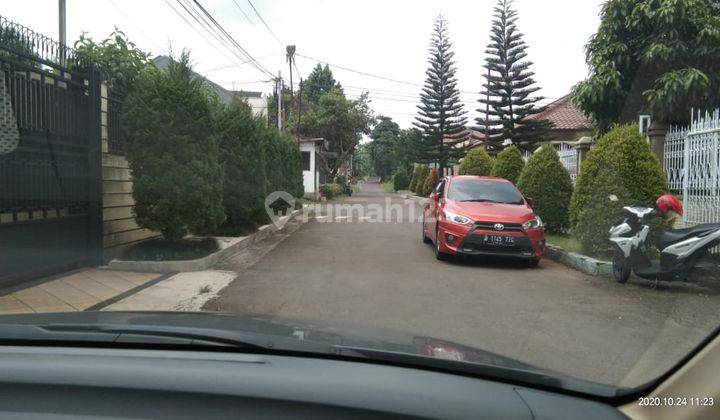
[300,143,316,196]
[246,96,268,117]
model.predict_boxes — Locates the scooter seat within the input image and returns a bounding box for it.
[657,223,720,250]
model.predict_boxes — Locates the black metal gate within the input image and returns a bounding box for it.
[0,16,102,287]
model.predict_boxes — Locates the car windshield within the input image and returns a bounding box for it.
[447,179,524,204]
[2,0,720,400]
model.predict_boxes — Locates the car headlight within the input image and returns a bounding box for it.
[444,210,473,226]
[522,217,543,230]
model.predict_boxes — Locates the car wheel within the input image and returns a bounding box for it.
[422,216,432,243]
[435,225,449,261]
[612,250,631,283]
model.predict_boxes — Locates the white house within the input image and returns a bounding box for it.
[299,138,326,199]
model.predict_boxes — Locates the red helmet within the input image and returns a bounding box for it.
[656,194,683,215]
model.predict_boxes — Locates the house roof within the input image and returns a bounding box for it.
[233,91,263,98]
[527,94,589,131]
[152,56,263,104]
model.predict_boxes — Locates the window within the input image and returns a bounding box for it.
[301,151,311,171]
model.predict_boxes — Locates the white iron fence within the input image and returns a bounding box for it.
[557,143,578,183]
[664,109,720,229]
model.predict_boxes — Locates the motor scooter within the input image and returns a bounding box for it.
[609,202,720,283]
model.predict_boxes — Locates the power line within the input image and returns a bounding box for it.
[179,0,274,78]
[198,52,281,73]
[231,0,258,28]
[107,0,163,51]
[246,0,283,46]
[163,0,238,65]
[192,0,275,78]
[297,53,482,95]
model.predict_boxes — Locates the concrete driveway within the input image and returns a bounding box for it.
[206,182,720,387]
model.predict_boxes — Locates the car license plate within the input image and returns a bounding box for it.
[484,235,515,246]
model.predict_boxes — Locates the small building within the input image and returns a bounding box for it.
[299,138,327,199]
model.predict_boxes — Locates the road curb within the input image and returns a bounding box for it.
[546,245,613,277]
[108,209,302,273]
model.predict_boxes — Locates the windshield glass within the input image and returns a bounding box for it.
[447,179,524,204]
[2,0,720,398]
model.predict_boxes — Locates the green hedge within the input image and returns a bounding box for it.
[412,165,430,195]
[422,168,440,196]
[491,145,525,183]
[393,167,410,191]
[569,124,668,255]
[459,148,493,176]
[319,183,343,199]
[516,145,573,234]
[121,53,224,241]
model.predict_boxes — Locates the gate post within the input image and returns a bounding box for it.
[648,121,669,164]
[87,66,104,265]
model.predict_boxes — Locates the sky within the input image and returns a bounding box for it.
[2,0,605,128]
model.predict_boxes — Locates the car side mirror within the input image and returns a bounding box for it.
[525,197,534,208]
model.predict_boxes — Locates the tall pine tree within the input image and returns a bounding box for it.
[477,0,552,153]
[414,15,468,172]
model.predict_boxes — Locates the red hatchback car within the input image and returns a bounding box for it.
[422,176,546,265]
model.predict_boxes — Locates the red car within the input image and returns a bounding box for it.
[422,175,546,265]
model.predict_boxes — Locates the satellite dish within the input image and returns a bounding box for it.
[0,71,20,155]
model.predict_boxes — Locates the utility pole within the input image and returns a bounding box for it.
[58,0,66,65]
[286,45,296,94]
[276,71,283,131]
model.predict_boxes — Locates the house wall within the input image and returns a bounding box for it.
[246,96,268,117]
[100,84,159,260]
[300,143,317,197]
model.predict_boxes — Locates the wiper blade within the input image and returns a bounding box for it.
[332,345,619,398]
[0,324,272,350]
[460,199,499,203]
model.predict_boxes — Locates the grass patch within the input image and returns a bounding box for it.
[383,181,395,193]
[352,183,361,193]
[120,237,219,261]
[545,233,582,254]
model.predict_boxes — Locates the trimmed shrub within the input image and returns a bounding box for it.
[459,148,493,176]
[393,167,410,191]
[516,145,573,234]
[215,97,269,229]
[422,168,440,197]
[570,124,669,255]
[409,165,422,192]
[121,53,224,242]
[319,183,343,199]
[412,165,430,195]
[574,166,631,256]
[569,124,668,227]
[335,174,347,186]
[491,145,525,183]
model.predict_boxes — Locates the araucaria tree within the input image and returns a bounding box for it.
[414,15,467,172]
[477,0,551,152]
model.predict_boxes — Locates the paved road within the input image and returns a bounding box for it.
[206,182,720,387]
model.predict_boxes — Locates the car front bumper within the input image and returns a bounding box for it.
[438,222,546,259]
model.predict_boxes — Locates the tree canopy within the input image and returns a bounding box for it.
[571,0,720,131]
[74,29,150,99]
[414,15,468,171]
[298,86,373,177]
[476,0,551,152]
